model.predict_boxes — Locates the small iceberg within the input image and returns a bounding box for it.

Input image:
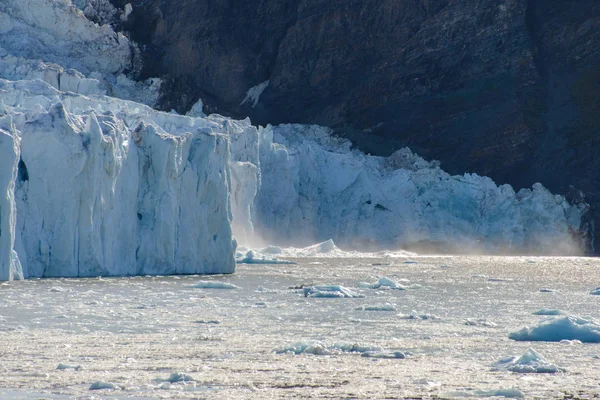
[275,341,384,356]
[236,250,296,265]
[89,381,116,390]
[156,372,196,383]
[464,318,497,327]
[509,316,600,343]
[357,276,411,290]
[493,349,565,373]
[399,310,439,320]
[57,363,81,371]
[192,281,240,289]
[361,351,405,359]
[331,342,382,353]
[355,303,397,312]
[276,341,331,355]
[303,285,364,298]
[255,286,280,294]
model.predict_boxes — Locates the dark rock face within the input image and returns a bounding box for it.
[115,0,599,251]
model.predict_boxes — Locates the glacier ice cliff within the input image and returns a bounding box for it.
[0,79,236,278]
[227,123,589,254]
[0,0,592,280]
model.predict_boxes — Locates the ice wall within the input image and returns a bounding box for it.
[0,79,236,278]
[247,124,588,254]
[0,116,23,280]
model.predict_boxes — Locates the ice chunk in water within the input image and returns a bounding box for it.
[493,348,565,373]
[509,316,600,343]
[192,281,240,290]
[303,285,364,298]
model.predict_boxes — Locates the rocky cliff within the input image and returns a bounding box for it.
[113,0,599,251]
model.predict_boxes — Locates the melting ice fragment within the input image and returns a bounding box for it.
[464,318,497,327]
[399,310,439,320]
[303,285,365,298]
[236,250,296,265]
[361,351,405,359]
[355,303,397,312]
[509,316,600,343]
[493,348,565,373]
[57,363,81,370]
[192,281,240,290]
[358,276,414,290]
[275,341,383,356]
[89,381,116,390]
[155,372,196,383]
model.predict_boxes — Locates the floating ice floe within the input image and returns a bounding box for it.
[235,250,295,265]
[275,341,384,356]
[361,351,405,359]
[56,363,81,371]
[355,303,397,312]
[493,348,565,373]
[399,311,439,320]
[509,316,600,343]
[590,286,600,295]
[89,381,116,390]
[533,308,566,316]
[255,286,280,294]
[464,318,497,327]
[156,372,196,383]
[265,240,416,259]
[357,276,419,290]
[191,281,240,290]
[303,285,364,298]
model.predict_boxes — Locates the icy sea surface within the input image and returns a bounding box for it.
[1,256,600,399]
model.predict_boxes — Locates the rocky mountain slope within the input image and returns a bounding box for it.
[114,0,600,250]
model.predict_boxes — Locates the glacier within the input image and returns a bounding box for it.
[0,80,236,278]
[237,123,588,254]
[0,0,592,280]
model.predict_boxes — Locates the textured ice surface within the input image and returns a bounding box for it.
[248,124,588,253]
[509,316,600,343]
[493,349,565,373]
[0,79,236,278]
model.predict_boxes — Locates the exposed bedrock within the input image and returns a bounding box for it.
[117,0,600,250]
